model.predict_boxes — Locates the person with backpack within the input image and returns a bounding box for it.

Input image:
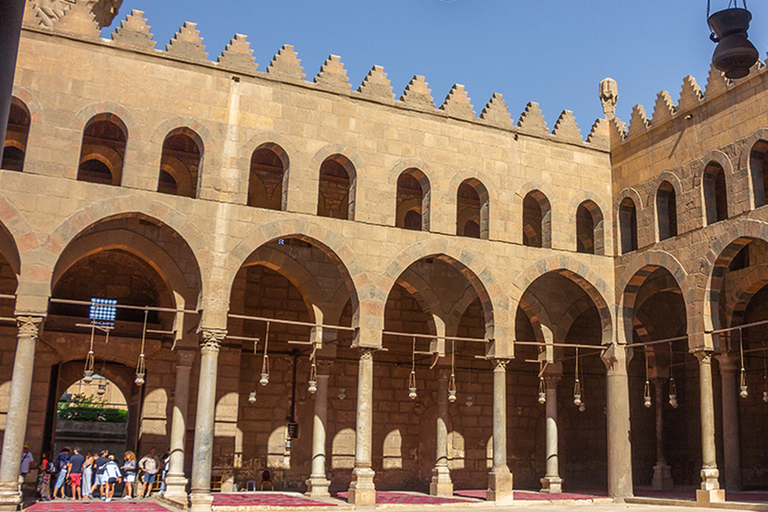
[20,445,33,480]
[102,455,122,503]
[36,452,52,501]
[51,447,70,500]
[89,450,108,499]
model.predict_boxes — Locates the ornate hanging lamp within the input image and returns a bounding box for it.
[739,328,748,398]
[134,308,148,386]
[83,324,96,384]
[708,0,759,79]
[308,357,318,395]
[248,337,259,403]
[538,375,547,404]
[668,342,679,409]
[260,322,271,386]
[448,340,457,403]
[643,349,652,408]
[573,347,582,408]
[408,337,418,400]
[465,357,474,407]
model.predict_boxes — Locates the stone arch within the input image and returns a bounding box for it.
[696,150,733,225]
[381,239,505,340]
[312,145,361,221]
[511,255,613,345]
[616,251,689,345]
[516,294,552,344]
[702,219,768,335]
[554,295,597,343]
[653,171,682,241]
[741,128,768,209]
[575,199,604,255]
[391,161,433,231]
[3,97,31,172]
[33,197,209,308]
[247,142,290,211]
[724,266,768,328]
[149,116,215,188]
[455,175,491,239]
[70,101,139,139]
[0,195,32,278]
[616,187,643,252]
[225,219,368,334]
[569,191,609,254]
[449,168,498,205]
[516,180,555,248]
[11,85,44,124]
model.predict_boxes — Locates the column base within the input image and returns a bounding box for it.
[348,467,376,506]
[0,480,21,512]
[188,492,213,512]
[305,475,331,498]
[696,489,725,506]
[540,476,562,494]
[652,463,673,491]
[161,476,190,510]
[487,467,513,504]
[429,466,453,497]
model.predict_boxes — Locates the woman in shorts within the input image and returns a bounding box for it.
[120,452,136,499]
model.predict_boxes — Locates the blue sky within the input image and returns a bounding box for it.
[105,1,768,132]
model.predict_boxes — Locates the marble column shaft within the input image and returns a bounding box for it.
[189,329,226,512]
[0,317,42,511]
[164,349,196,500]
[430,369,452,496]
[348,349,375,505]
[717,355,742,492]
[306,362,331,497]
[540,373,562,493]
[602,343,633,499]
[487,359,513,504]
[651,379,672,490]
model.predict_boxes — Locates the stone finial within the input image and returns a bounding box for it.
[357,65,395,100]
[314,55,351,91]
[705,64,728,98]
[586,118,610,147]
[627,105,650,138]
[111,9,156,49]
[517,102,548,134]
[439,84,475,119]
[400,75,434,109]
[480,93,512,127]
[552,110,582,142]
[218,34,257,74]
[166,22,209,62]
[266,44,306,80]
[54,0,100,37]
[651,91,675,125]
[599,77,618,120]
[678,75,703,112]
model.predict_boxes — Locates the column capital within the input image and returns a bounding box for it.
[601,343,629,375]
[544,374,561,386]
[715,353,739,372]
[316,359,333,375]
[694,350,714,365]
[491,359,509,372]
[16,316,43,337]
[359,348,375,361]
[177,348,197,368]
[199,328,227,352]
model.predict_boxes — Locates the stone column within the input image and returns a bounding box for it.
[695,351,725,506]
[0,317,43,511]
[601,343,633,499]
[716,354,742,492]
[306,361,331,497]
[163,349,197,502]
[651,378,673,490]
[540,369,562,493]
[430,369,453,496]
[347,349,375,505]
[189,329,226,512]
[0,0,26,166]
[487,359,513,504]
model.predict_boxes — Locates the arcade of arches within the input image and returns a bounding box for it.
[4,5,768,511]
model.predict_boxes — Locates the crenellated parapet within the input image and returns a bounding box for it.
[610,54,768,146]
[23,1,609,149]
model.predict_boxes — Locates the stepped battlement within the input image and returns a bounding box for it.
[22,2,609,149]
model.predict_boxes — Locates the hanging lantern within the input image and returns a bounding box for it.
[134,308,148,387]
[308,361,318,394]
[338,387,346,400]
[643,380,652,408]
[260,322,271,386]
[408,370,418,400]
[740,367,749,398]
[465,395,474,407]
[668,377,679,409]
[134,372,145,386]
[573,348,582,407]
[578,402,586,413]
[83,324,97,384]
[448,341,457,403]
[708,2,759,79]
[537,376,546,404]
[97,381,106,396]
[248,391,257,404]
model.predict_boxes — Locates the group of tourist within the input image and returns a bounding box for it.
[34,446,167,502]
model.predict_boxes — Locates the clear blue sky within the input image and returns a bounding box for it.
[105,1,768,132]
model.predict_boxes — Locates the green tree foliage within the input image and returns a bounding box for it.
[57,393,128,423]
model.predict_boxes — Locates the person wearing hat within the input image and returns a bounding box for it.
[19,445,33,479]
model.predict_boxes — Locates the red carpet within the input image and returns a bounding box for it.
[454,490,604,501]
[333,491,472,505]
[212,493,336,507]
[26,501,169,512]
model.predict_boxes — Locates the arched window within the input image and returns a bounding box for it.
[457,178,489,239]
[703,161,728,224]
[576,200,604,255]
[749,140,768,208]
[77,114,127,186]
[619,197,638,254]
[158,128,202,198]
[318,155,355,220]
[522,190,551,248]
[2,98,30,172]
[248,144,287,210]
[396,168,430,231]
[657,181,677,240]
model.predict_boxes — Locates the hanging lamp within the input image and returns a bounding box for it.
[448,340,457,403]
[762,351,768,403]
[134,308,148,386]
[643,349,652,408]
[668,342,679,409]
[83,324,96,384]
[538,376,547,404]
[465,357,474,407]
[708,0,759,79]
[573,347,582,407]
[408,337,418,400]
[248,337,259,404]
[308,357,318,395]
[260,322,271,386]
[739,328,748,398]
